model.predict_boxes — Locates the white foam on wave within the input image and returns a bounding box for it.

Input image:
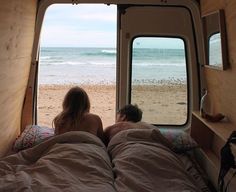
[40,61,115,66]
[133,62,185,67]
[101,49,116,54]
[40,56,51,59]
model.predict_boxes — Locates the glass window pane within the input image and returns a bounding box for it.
[209,33,222,67]
[131,37,188,125]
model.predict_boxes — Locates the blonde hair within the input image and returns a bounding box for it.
[53,86,90,134]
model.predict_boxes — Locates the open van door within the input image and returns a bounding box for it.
[117,1,204,127]
[21,0,204,130]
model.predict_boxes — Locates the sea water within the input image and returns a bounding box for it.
[39,47,186,85]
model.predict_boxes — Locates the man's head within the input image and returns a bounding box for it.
[116,104,142,123]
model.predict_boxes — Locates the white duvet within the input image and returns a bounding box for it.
[0,131,115,192]
[0,129,202,192]
[108,128,201,192]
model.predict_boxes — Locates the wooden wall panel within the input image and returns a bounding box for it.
[0,1,36,60]
[199,1,236,189]
[200,0,225,14]
[0,0,37,156]
[201,0,236,125]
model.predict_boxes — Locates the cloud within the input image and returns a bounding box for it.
[41,4,117,47]
[41,25,116,47]
[45,4,116,23]
[78,13,116,22]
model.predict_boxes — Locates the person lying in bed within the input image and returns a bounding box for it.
[104,104,143,145]
[104,104,173,149]
[53,86,103,141]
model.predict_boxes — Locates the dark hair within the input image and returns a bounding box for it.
[53,86,90,132]
[118,104,142,122]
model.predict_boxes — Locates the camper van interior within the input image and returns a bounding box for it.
[0,0,236,191]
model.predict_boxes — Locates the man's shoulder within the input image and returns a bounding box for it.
[136,121,159,130]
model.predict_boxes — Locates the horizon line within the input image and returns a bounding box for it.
[40,46,184,49]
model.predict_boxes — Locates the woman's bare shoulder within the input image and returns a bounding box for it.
[83,113,102,122]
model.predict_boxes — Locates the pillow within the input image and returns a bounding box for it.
[159,129,198,152]
[13,125,55,152]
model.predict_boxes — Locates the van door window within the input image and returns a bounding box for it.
[130,37,188,125]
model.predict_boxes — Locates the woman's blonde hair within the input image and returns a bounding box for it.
[53,86,90,133]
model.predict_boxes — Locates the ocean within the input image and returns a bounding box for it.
[39,47,187,85]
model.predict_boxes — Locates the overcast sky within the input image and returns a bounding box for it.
[41,4,117,47]
[41,4,184,49]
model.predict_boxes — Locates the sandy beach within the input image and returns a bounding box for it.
[37,84,187,128]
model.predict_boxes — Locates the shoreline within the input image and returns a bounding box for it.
[37,83,187,128]
[38,78,187,86]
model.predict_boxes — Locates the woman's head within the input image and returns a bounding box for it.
[53,86,90,134]
[63,86,90,116]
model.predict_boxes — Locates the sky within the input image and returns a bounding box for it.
[41,4,184,49]
[41,4,117,48]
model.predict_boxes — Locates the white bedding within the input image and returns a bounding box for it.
[0,129,206,192]
[108,128,201,192]
[0,131,115,192]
